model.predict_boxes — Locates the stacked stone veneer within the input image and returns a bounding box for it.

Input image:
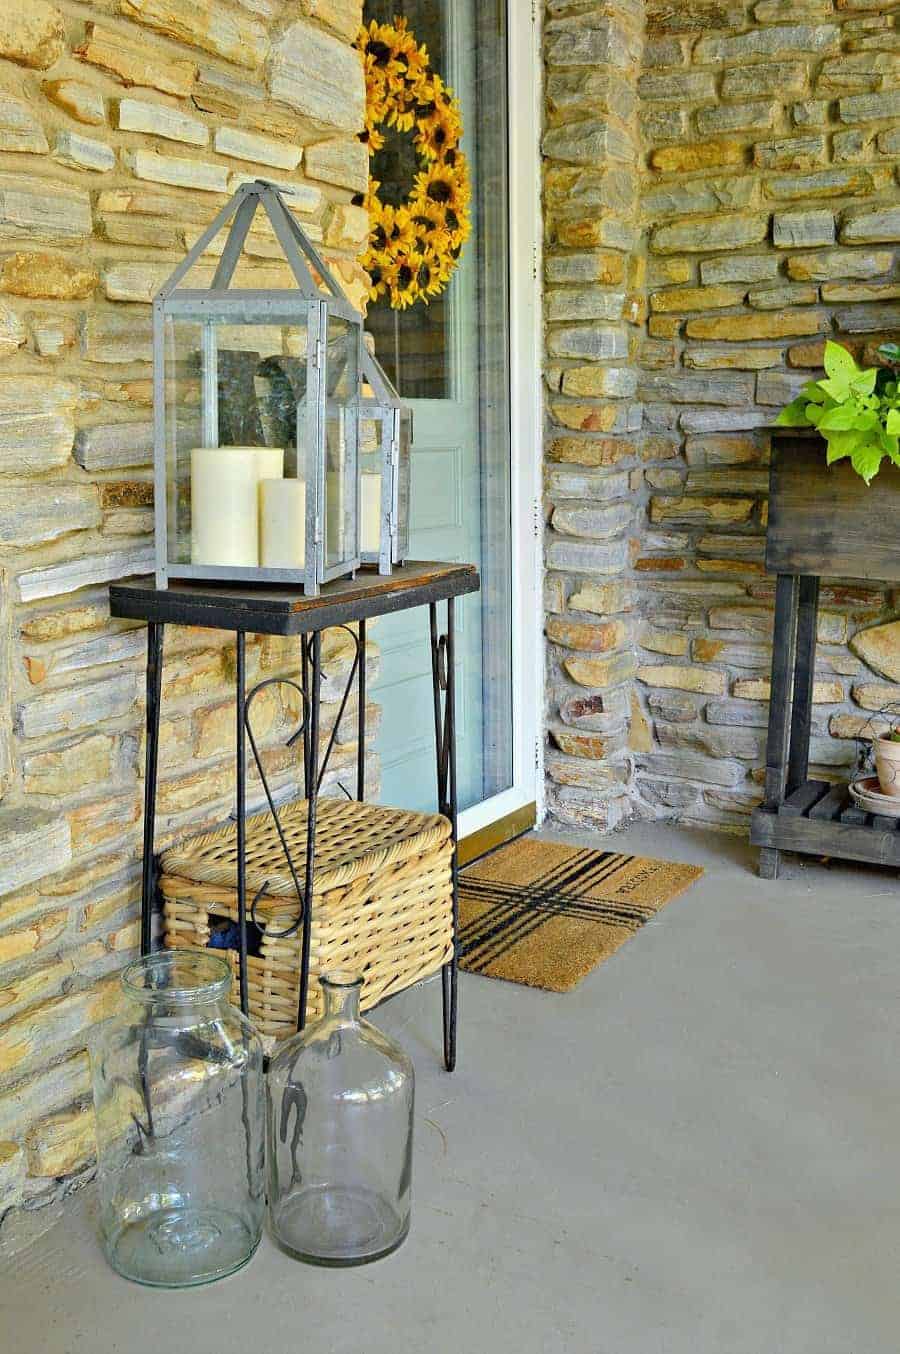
[544,0,647,833]
[0,0,371,1240]
[544,0,900,832]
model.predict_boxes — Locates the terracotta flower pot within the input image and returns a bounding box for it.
[874,736,900,798]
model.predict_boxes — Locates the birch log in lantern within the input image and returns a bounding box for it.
[152,179,365,596]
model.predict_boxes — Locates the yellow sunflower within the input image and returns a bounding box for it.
[364,259,389,304]
[381,246,424,310]
[414,244,453,301]
[410,197,448,236]
[386,96,417,133]
[361,19,406,74]
[415,101,460,161]
[371,201,418,255]
[414,164,465,216]
[395,29,430,89]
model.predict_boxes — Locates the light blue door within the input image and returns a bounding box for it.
[364,0,513,814]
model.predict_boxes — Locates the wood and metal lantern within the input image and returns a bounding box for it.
[358,346,412,574]
[152,179,364,596]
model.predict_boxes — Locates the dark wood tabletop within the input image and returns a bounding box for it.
[110,561,480,635]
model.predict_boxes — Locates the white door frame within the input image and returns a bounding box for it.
[457,1,544,840]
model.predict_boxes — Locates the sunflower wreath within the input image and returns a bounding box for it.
[355,16,471,310]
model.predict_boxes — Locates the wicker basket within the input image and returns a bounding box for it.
[159,797,454,1040]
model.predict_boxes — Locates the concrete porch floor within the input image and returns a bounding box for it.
[2,823,899,1354]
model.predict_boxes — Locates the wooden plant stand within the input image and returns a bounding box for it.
[750,433,900,878]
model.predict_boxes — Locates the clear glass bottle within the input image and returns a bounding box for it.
[267,972,414,1265]
[91,950,265,1287]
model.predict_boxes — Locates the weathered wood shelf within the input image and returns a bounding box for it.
[750,432,900,878]
[752,779,900,871]
[765,429,900,582]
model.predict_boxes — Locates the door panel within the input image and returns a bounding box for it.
[412,448,463,533]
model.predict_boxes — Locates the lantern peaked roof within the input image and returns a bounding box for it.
[360,343,402,406]
[154,178,354,305]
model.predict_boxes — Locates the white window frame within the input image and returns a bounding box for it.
[458,0,544,839]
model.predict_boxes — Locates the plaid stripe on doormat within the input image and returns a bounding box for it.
[458,836,703,992]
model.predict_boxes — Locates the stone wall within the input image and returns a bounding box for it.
[544,0,900,831]
[0,0,369,1240]
[543,0,647,833]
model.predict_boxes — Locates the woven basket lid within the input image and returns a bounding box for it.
[160,796,451,898]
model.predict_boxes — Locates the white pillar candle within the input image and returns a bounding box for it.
[254,447,284,481]
[191,446,284,569]
[325,466,343,563]
[361,471,382,554]
[254,445,285,565]
[191,447,261,568]
[260,479,306,568]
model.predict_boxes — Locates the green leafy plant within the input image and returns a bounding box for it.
[776,339,900,484]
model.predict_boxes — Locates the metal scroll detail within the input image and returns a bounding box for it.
[240,625,364,942]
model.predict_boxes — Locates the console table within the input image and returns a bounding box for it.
[750,434,900,879]
[110,561,480,1070]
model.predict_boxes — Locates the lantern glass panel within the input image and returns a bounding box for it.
[162,317,202,568]
[359,408,387,562]
[162,309,314,577]
[396,406,412,563]
[356,347,411,570]
[322,313,360,576]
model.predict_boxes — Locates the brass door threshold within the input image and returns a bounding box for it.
[458,801,537,868]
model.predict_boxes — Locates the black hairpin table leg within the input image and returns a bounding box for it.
[242,625,361,1033]
[297,630,321,1032]
[235,632,249,1016]
[430,598,459,1073]
[140,622,165,956]
[357,618,366,801]
[234,633,261,1194]
[444,601,459,1074]
[300,633,312,793]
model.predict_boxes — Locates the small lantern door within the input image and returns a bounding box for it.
[358,346,412,574]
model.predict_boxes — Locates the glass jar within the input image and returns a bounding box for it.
[267,973,414,1265]
[90,951,265,1287]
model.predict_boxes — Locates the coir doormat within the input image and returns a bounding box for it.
[458,836,703,992]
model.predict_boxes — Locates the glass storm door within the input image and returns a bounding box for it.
[363,0,513,815]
